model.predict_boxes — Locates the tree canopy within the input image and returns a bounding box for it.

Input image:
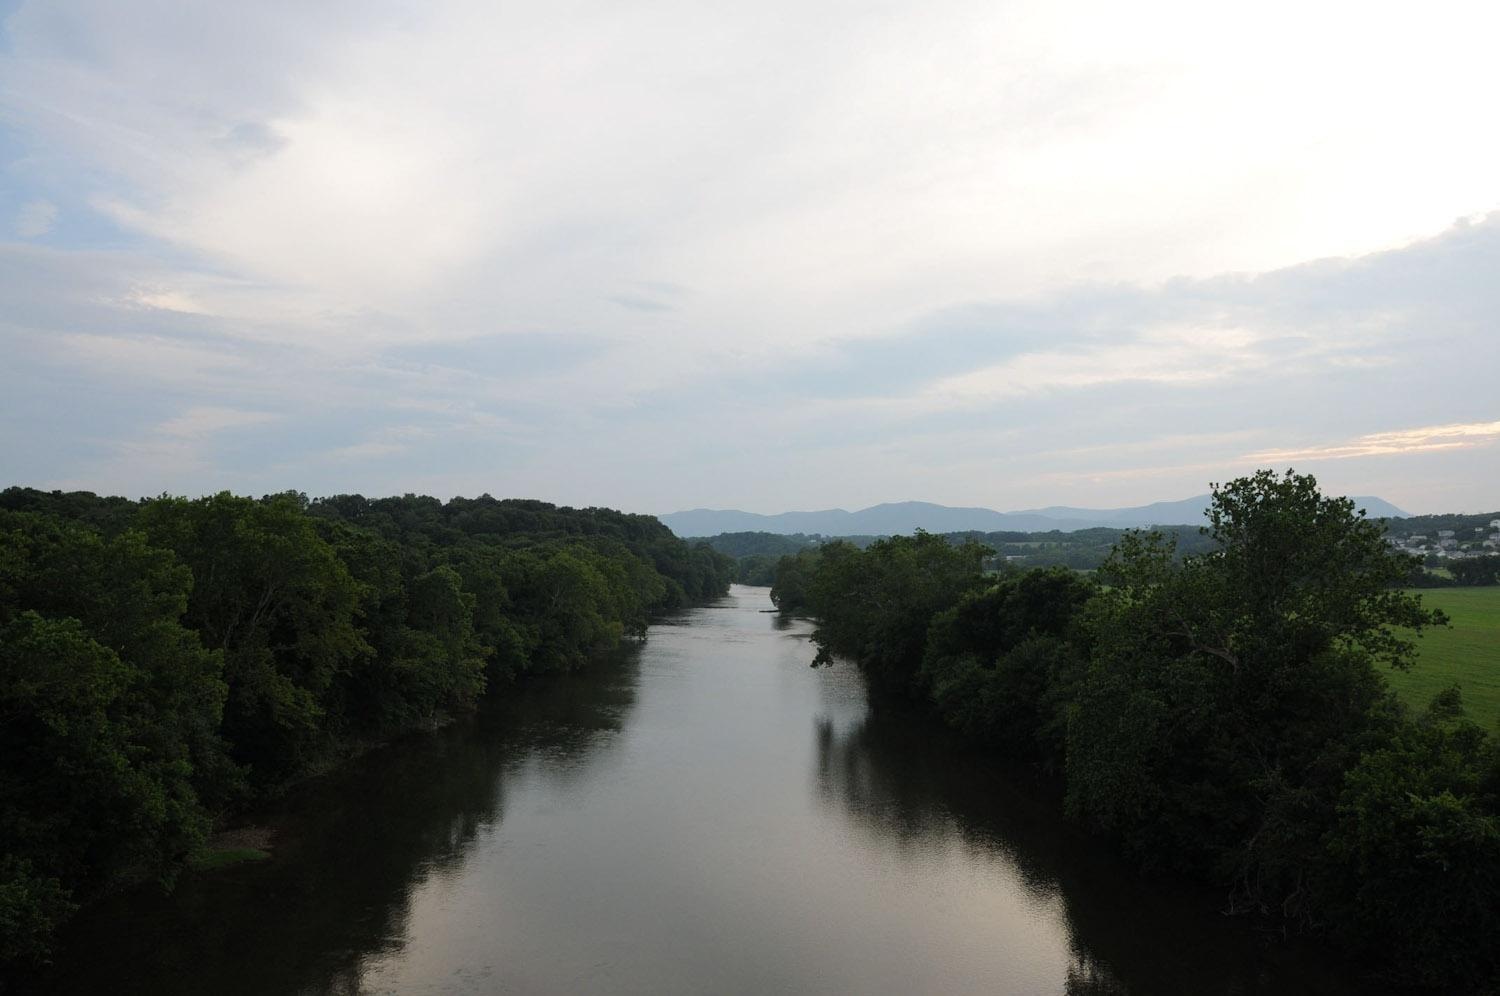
[0,487,732,974]
[779,470,1496,990]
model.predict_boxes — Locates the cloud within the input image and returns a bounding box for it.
[2,2,1499,513]
[607,293,674,314]
[40,406,283,497]
[125,287,212,315]
[1247,421,1500,463]
[156,406,280,439]
[7,213,1498,512]
[920,327,1264,409]
[14,199,56,237]
[322,425,432,462]
[7,0,1500,328]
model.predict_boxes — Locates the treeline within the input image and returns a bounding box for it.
[693,532,821,586]
[771,472,1499,992]
[1408,555,1500,587]
[0,488,731,971]
[1383,510,1500,539]
[949,524,1219,570]
[693,531,819,558]
[702,525,1220,586]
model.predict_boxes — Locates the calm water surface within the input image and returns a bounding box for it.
[49,586,1372,994]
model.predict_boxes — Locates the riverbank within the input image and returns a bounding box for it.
[36,587,1379,995]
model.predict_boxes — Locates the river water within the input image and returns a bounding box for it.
[48,585,1369,994]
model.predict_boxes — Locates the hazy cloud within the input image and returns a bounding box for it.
[608,294,675,314]
[1248,422,1500,463]
[2,1,1498,513]
[14,198,55,237]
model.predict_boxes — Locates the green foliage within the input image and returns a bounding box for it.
[0,509,233,808]
[1450,555,1500,586]
[0,857,74,965]
[769,547,821,613]
[803,533,989,694]
[1406,566,1458,588]
[1318,692,1499,987]
[139,493,371,789]
[0,487,731,972]
[1383,510,1500,542]
[373,565,487,730]
[722,524,1219,574]
[957,525,1218,571]
[920,568,1094,763]
[731,553,781,586]
[697,531,820,559]
[0,613,207,963]
[784,470,1496,990]
[696,532,826,585]
[1066,473,1444,875]
[0,487,139,536]
[1,508,232,970]
[498,546,627,672]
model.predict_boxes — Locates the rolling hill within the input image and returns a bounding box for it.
[662,495,1409,538]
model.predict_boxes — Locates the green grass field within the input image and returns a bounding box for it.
[1386,587,1500,732]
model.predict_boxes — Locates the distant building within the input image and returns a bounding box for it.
[1440,538,1459,550]
[1438,529,1456,539]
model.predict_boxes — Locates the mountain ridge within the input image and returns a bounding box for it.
[661,495,1410,537]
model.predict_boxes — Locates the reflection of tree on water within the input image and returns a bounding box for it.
[811,699,1363,996]
[47,650,644,996]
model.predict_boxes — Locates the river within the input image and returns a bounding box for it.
[47,585,1370,994]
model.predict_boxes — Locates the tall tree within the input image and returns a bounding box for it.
[806,532,990,693]
[1066,471,1445,877]
[139,493,369,789]
[0,511,228,965]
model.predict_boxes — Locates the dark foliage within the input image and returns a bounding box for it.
[1450,555,1500,586]
[1383,511,1500,540]
[919,568,1094,764]
[798,532,990,694]
[0,487,731,973]
[778,471,1497,991]
[695,531,821,558]
[704,525,1221,583]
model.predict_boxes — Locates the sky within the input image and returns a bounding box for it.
[1,0,1497,516]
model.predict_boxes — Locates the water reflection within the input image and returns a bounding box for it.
[46,649,642,996]
[46,590,1377,995]
[811,699,1366,996]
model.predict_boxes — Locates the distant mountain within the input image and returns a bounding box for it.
[662,495,1409,538]
[1013,494,1411,529]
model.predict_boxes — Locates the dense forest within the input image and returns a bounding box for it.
[1409,556,1500,587]
[695,532,819,586]
[701,525,1222,584]
[1384,510,1500,540]
[770,472,1499,992]
[711,522,1500,589]
[0,488,732,973]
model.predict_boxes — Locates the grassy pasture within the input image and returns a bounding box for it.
[1387,586,1500,731]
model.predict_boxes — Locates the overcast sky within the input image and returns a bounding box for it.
[2,0,1497,515]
